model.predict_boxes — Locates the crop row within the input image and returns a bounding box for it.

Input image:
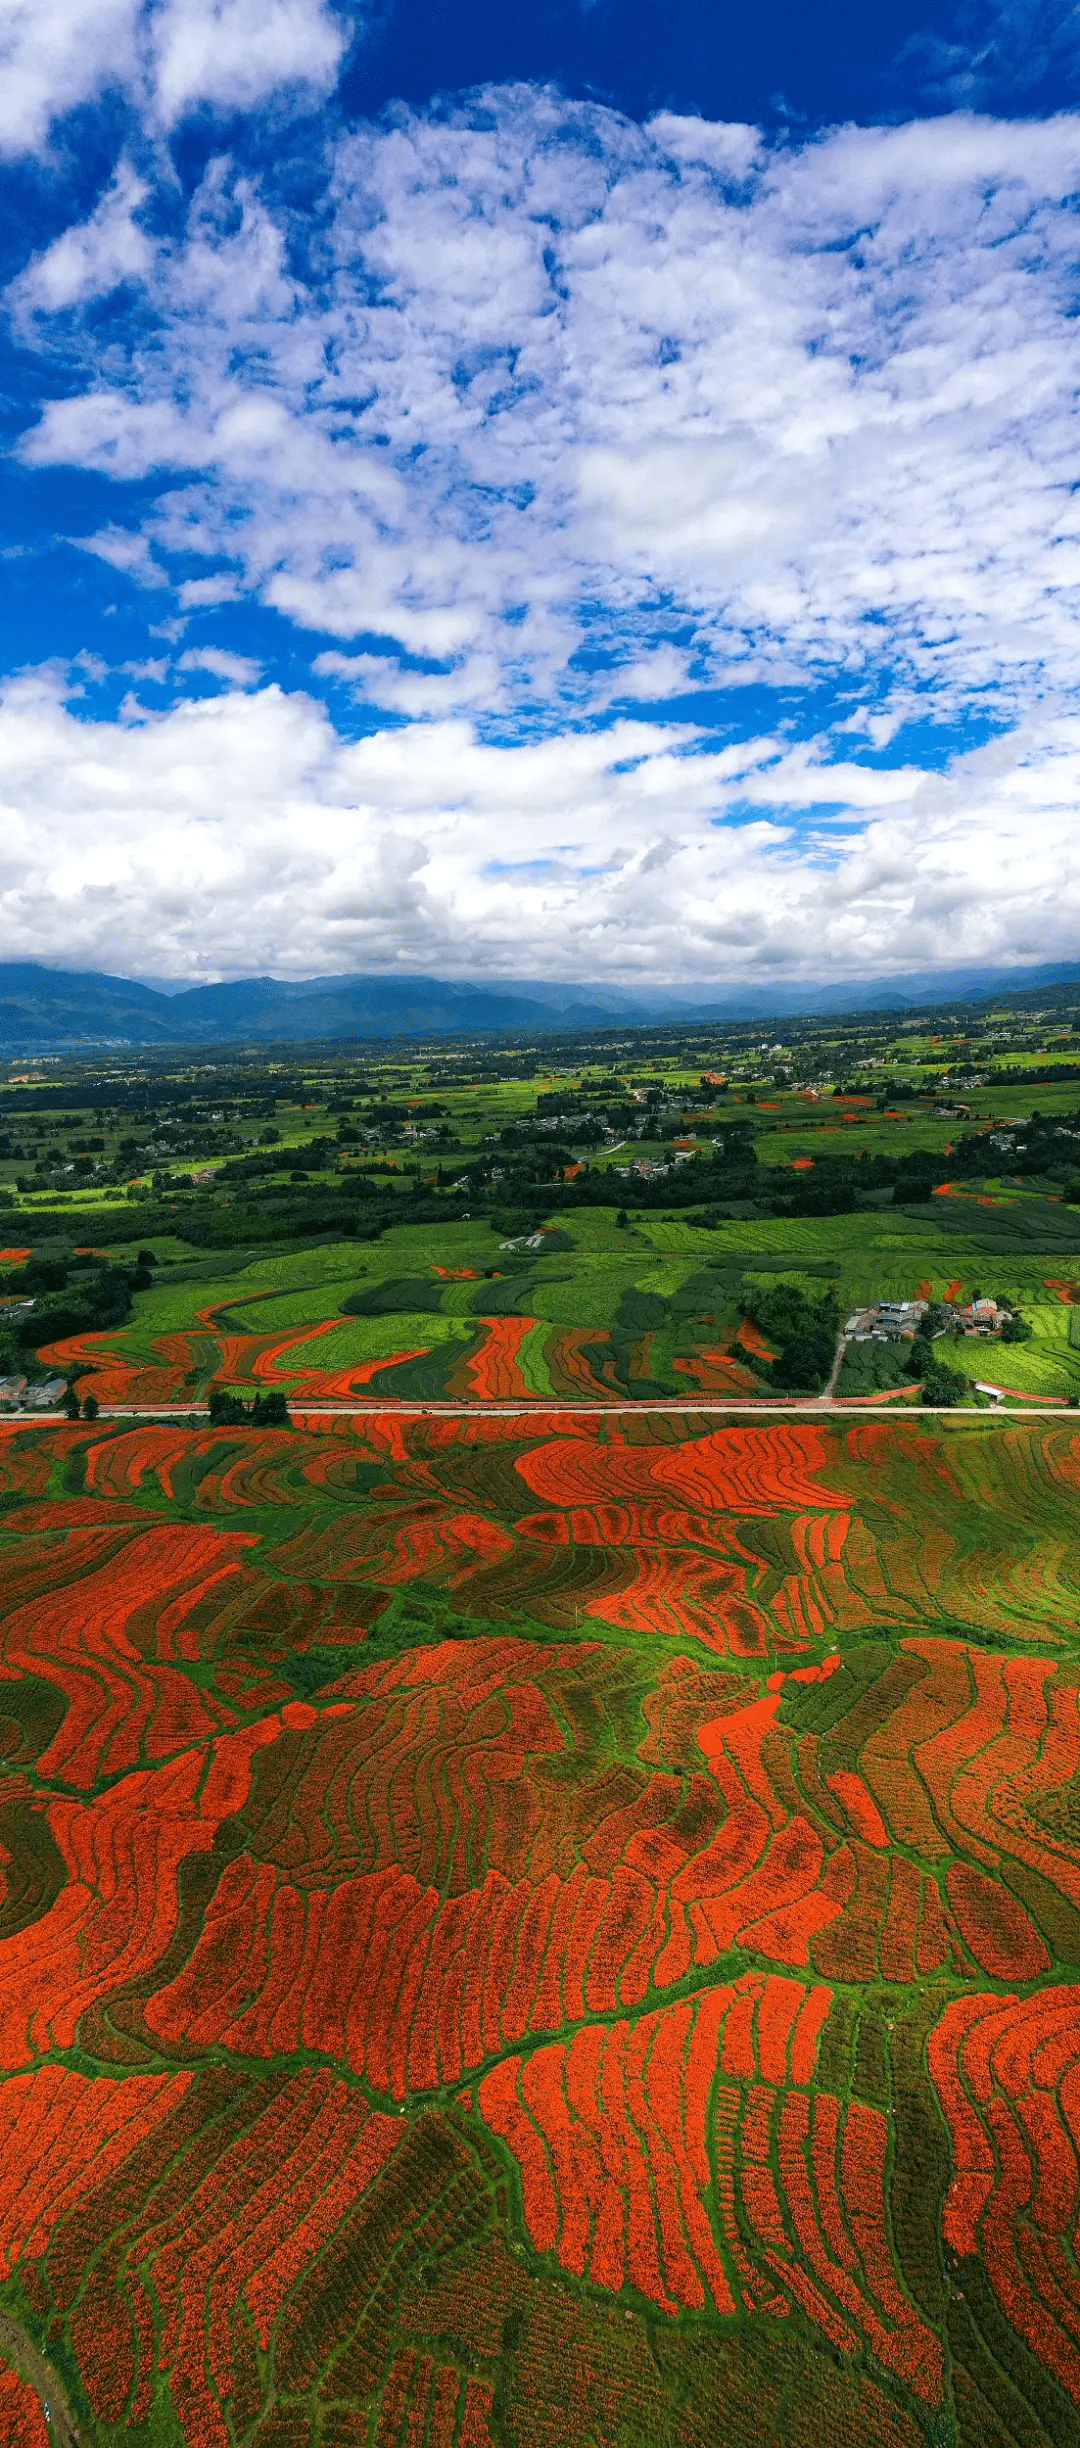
[0,2064,186,2279]
[143,1801,839,2090]
[0,2369,48,2447]
[474,1974,942,2403]
[10,1621,1071,2094]
[373,2351,496,2447]
[929,1985,1080,2414]
[26,1405,1080,1656]
[0,1518,258,1786]
[4,1606,1077,2097]
[36,2062,410,2436]
[514,1423,852,1516]
[0,1719,286,2065]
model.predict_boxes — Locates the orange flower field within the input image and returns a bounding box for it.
[2,1407,1080,2442]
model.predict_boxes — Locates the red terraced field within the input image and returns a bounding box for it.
[462,1315,540,1400]
[0,1407,1077,2445]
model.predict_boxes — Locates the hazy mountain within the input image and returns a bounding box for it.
[1,958,1080,1053]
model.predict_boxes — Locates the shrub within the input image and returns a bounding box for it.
[207,1387,290,1427]
[921,1362,969,1407]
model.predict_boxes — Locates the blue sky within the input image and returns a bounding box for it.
[1,0,1079,986]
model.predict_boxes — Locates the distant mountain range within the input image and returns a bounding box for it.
[1,959,1079,1054]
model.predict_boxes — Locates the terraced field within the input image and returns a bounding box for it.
[23,1205,1080,1416]
[1,1407,1080,2444]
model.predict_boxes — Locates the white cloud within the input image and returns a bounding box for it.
[0,0,137,158]
[904,1,1080,110]
[151,0,346,123]
[177,573,241,608]
[0,671,1079,985]
[16,95,1080,735]
[70,525,169,585]
[7,157,152,314]
[9,91,1080,983]
[176,645,260,682]
[311,647,505,715]
[0,0,350,156]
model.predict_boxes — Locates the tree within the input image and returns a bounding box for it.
[208,1385,290,1428]
[743,1283,839,1395]
[81,1394,99,1420]
[1000,1314,1033,1343]
[62,1386,80,1420]
[921,1362,968,1408]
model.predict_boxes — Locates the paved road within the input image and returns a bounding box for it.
[1,1399,1070,1422]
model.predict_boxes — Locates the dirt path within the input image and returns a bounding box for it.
[824,1333,848,1400]
[0,2310,86,2447]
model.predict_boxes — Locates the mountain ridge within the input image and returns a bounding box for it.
[1,958,1079,1052]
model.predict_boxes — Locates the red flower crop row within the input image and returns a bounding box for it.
[90,2065,407,2442]
[476,1988,737,2316]
[0,2369,49,2447]
[761,2090,944,2403]
[464,1316,540,1402]
[929,1986,1080,2405]
[0,2064,187,2276]
[38,1325,198,1406]
[0,1519,257,1786]
[122,1619,1080,2046]
[473,1974,887,2352]
[0,1718,284,2065]
[945,1861,1049,1981]
[143,1767,839,2089]
[514,1424,851,1516]
[582,1544,774,1656]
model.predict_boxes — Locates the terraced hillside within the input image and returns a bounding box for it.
[1,1409,1080,2444]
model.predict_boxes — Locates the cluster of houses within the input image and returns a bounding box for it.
[844,1296,1012,1343]
[0,1375,68,1412]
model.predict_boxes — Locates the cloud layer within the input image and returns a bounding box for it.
[17,99,1080,719]
[0,0,349,155]
[5,80,1080,982]
[1,668,1078,985]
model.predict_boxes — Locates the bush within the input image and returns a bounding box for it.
[921,1363,969,1408]
[743,1283,839,1394]
[207,1387,290,1428]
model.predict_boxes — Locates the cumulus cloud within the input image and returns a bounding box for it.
[8,88,1080,983]
[70,525,169,585]
[7,158,152,316]
[176,645,260,682]
[0,0,350,157]
[0,669,1078,984]
[15,94,1080,734]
